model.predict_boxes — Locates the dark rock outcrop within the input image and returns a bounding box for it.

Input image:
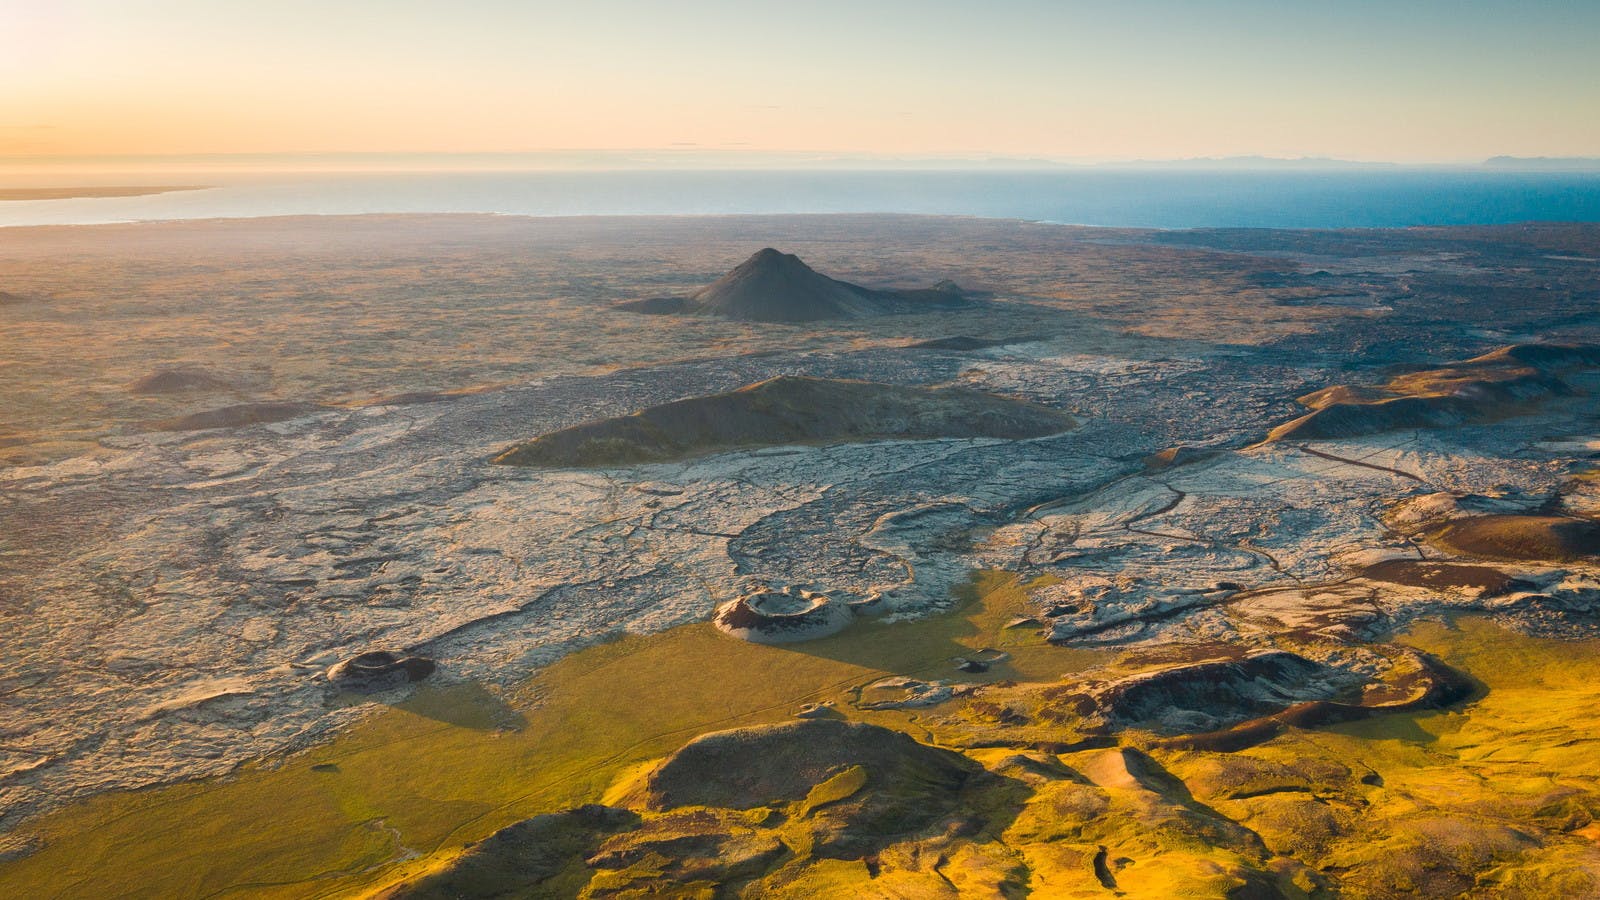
[492,375,1074,468]
[1426,514,1600,562]
[642,719,977,812]
[1359,558,1536,596]
[1144,445,1223,471]
[1078,650,1358,735]
[1144,649,1475,753]
[151,401,328,431]
[378,804,638,899]
[906,334,1037,351]
[584,811,786,886]
[325,650,435,692]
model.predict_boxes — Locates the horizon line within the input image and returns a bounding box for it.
[4,150,1600,175]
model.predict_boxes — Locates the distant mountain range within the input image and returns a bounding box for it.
[7,150,1598,173]
[1107,155,1397,170]
[1112,155,1600,171]
[1483,156,1600,171]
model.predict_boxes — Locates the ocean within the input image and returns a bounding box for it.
[4,168,1600,229]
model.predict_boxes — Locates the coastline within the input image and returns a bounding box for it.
[4,168,1600,230]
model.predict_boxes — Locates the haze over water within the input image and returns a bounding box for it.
[6,169,1600,229]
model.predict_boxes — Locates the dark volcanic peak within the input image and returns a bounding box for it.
[687,248,881,322]
[615,248,974,322]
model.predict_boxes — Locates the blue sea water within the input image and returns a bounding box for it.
[4,169,1600,229]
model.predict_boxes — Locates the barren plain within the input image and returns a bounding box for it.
[3,215,1600,897]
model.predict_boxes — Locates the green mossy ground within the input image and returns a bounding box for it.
[2,576,1598,898]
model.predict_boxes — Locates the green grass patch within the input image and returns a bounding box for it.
[9,582,1596,899]
[0,571,1089,899]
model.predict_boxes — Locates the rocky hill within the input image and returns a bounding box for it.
[1267,343,1600,442]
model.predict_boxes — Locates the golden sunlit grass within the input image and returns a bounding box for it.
[1152,616,1600,897]
[4,573,1597,898]
[0,571,1087,899]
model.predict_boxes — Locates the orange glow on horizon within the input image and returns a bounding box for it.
[3,1,1597,166]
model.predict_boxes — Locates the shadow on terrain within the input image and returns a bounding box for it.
[391,680,529,731]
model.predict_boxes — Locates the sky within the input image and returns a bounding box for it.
[3,0,1598,165]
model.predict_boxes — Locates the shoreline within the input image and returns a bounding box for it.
[0,186,210,202]
[5,209,1600,239]
[3,167,1600,230]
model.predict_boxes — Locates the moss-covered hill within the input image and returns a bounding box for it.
[492,376,1074,468]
